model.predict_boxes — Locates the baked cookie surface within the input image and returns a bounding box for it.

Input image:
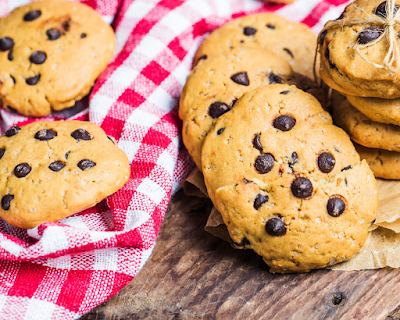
[0,121,130,229]
[202,84,377,273]
[180,48,294,169]
[194,13,317,79]
[0,0,115,116]
[333,99,400,152]
[319,0,400,98]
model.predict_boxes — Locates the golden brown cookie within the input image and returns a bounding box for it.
[194,13,317,79]
[202,84,377,273]
[180,48,294,169]
[333,99,400,152]
[0,0,115,116]
[0,121,130,229]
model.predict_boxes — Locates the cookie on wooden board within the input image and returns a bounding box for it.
[0,0,115,116]
[0,121,130,229]
[202,84,378,273]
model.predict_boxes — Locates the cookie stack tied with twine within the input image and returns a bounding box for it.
[319,0,400,179]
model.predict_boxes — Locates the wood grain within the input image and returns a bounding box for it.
[82,190,400,320]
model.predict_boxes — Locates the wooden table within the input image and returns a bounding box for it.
[82,190,400,319]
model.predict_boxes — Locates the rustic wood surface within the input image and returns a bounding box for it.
[81,190,400,320]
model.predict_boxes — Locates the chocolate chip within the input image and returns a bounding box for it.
[341,165,351,171]
[62,21,70,31]
[234,238,250,247]
[320,30,327,46]
[65,151,70,159]
[5,125,20,137]
[80,33,87,38]
[0,149,5,159]
[358,27,382,44]
[231,99,238,107]
[1,195,13,210]
[375,1,399,18]
[291,177,313,198]
[327,197,346,217]
[280,90,290,95]
[30,51,47,64]
[255,153,275,174]
[46,28,61,41]
[283,48,294,58]
[242,178,252,184]
[243,27,257,36]
[0,37,14,51]
[107,136,115,144]
[49,161,66,172]
[254,194,269,210]
[208,102,229,119]
[288,152,298,168]
[24,10,41,21]
[231,72,249,86]
[273,115,296,131]
[78,159,96,171]
[7,49,13,61]
[269,73,282,84]
[253,134,263,151]
[26,74,40,85]
[14,163,31,178]
[71,129,92,141]
[35,129,57,141]
[318,152,336,173]
[266,24,275,29]
[371,219,376,225]
[217,128,225,135]
[265,218,286,237]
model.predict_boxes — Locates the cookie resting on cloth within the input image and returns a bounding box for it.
[202,84,378,273]
[0,121,130,229]
[0,0,115,117]
[193,13,317,80]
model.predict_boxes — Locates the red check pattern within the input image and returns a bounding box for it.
[0,0,351,319]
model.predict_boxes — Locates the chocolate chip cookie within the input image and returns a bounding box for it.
[0,121,130,229]
[0,0,115,116]
[194,13,317,79]
[319,0,400,99]
[180,48,294,169]
[333,99,400,152]
[202,84,377,273]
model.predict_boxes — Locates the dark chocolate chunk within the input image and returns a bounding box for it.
[371,219,376,225]
[243,27,257,36]
[265,218,286,237]
[255,153,275,174]
[0,37,14,51]
[26,74,40,85]
[318,152,336,173]
[71,128,92,141]
[358,27,382,45]
[78,159,96,171]
[273,115,296,131]
[231,99,238,107]
[291,177,313,198]
[319,30,327,46]
[288,152,298,168]
[341,165,351,171]
[35,129,57,141]
[375,1,399,18]
[254,194,269,210]
[217,128,225,135]
[62,21,70,31]
[283,48,294,58]
[80,33,87,38]
[49,161,66,172]
[7,49,13,61]
[234,238,250,247]
[46,28,61,41]
[242,178,252,184]
[280,90,290,95]
[107,136,115,144]
[0,149,5,159]
[1,195,13,210]
[231,72,249,86]
[208,102,229,119]
[266,24,275,29]
[24,10,41,21]
[30,51,47,64]
[5,125,20,137]
[65,151,70,159]
[14,163,31,178]
[327,197,346,217]
[253,134,263,151]
[269,73,282,84]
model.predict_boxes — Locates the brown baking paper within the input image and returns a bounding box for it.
[184,168,400,271]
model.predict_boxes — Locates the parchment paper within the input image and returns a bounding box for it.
[184,168,400,271]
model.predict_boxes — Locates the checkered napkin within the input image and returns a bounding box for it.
[0,0,350,319]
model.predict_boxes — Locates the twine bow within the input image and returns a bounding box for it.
[317,0,400,74]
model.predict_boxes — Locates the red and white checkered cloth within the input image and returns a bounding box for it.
[0,0,350,319]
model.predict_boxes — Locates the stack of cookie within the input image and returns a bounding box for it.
[319,0,400,179]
